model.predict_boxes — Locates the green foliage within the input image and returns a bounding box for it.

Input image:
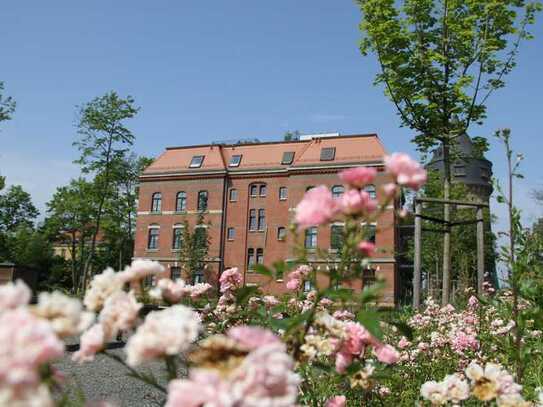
[0,81,16,123]
[0,185,39,233]
[74,91,139,174]
[177,212,211,282]
[358,0,541,152]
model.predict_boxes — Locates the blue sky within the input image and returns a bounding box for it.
[1,0,542,236]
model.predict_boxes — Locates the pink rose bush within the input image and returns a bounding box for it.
[7,153,542,405]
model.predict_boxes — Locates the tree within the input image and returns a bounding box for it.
[178,213,210,283]
[0,185,39,233]
[44,178,97,293]
[100,154,153,271]
[0,81,16,124]
[73,91,139,291]
[358,0,541,304]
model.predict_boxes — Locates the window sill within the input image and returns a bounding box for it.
[150,211,162,215]
[146,249,159,253]
[248,230,264,233]
[171,249,181,252]
[227,238,235,241]
[174,211,187,214]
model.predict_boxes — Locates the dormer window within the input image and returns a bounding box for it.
[189,155,205,168]
[281,151,295,165]
[320,147,336,161]
[229,155,242,167]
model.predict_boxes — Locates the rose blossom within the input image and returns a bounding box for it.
[125,305,200,366]
[149,278,189,303]
[0,309,64,395]
[219,267,243,293]
[358,240,376,256]
[420,380,448,405]
[83,268,124,312]
[295,185,338,229]
[339,189,377,215]
[72,324,106,363]
[373,344,400,364]
[99,291,142,336]
[118,259,165,284]
[229,343,300,407]
[325,395,346,407]
[227,326,281,350]
[0,280,31,312]
[339,166,376,188]
[382,182,397,198]
[286,278,301,291]
[32,291,94,337]
[384,152,427,190]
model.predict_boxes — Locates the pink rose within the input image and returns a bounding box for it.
[219,267,243,293]
[227,326,281,350]
[384,153,427,190]
[358,241,376,256]
[373,344,400,364]
[325,395,347,407]
[295,185,338,229]
[335,351,352,373]
[286,278,301,291]
[72,324,105,363]
[339,167,376,188]
[339,189,377,215]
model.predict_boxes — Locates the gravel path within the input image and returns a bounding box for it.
[55,342,185,407]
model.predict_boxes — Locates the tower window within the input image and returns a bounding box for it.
[279,187,288,200]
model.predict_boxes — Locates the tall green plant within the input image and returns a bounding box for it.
[73,91,139,291]
[358,0,541,304]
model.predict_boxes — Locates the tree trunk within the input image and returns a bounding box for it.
[441,140,452,305]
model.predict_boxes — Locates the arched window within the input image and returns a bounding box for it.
[172,225,184,250]
[148,226,160,249]
[151,193,162,212]
[364,184,377,200]
[197,191,208,211]
[176,192,187,212]
[331,185,344,198]
[249,183,267,197]
[305,227,317,249]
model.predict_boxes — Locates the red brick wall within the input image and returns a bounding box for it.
[134,168,397,304]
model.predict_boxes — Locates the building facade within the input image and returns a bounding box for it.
[133,133,399,304]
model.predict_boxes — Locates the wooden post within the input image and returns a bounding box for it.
[413,201,422,309]
[476,206,485,295]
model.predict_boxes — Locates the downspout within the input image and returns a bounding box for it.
[217,146,229,295]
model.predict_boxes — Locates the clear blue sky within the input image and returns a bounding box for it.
[1,0,542,234]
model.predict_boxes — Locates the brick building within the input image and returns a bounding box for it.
[133,133,398,304]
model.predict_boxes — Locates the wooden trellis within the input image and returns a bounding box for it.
[413,197,489,309]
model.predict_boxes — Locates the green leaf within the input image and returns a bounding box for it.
[253,264,273,278]
[389,320,413,340]
[356,309,383,340]
[323,287,354,301]
[235,286,260,305]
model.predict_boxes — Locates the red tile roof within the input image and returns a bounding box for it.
[143,134,387,175]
